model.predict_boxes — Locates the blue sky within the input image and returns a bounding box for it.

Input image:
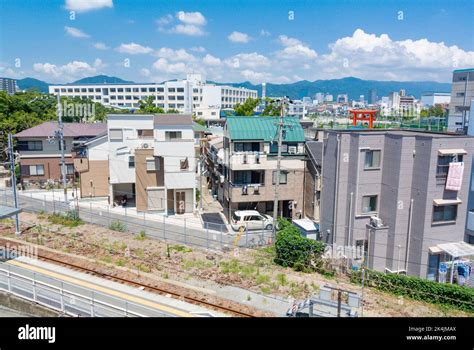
[1,0,473,84]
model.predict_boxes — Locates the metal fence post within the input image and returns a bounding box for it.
[90,202,93,223]
[163,216,166,240]
[184,218,187,244]
[220,224,223,249]
[245,223,248,247]
[52,191,55,214]
[206,226,209,249]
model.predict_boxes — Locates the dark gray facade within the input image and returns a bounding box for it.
[308,129,474,278]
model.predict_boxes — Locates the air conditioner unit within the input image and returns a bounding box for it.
[242,154,247,164]
[219,175,225,183]
[370,216,383,228]
[141,143,150,149]
[242,185,248,195]
[288,146,297,154]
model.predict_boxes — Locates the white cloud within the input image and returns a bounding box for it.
[94,42,109,50]
[260,29,271,37]
[140,68,151,77]
[64,26,90,38]
[155,48,196,61]
[33,60,103,82]
[65,0,113,12]
[225,52,271,69]
[203,54,221,66]
[318,29,474,81]
[277,35,317,59]
[152,58,188,74]
[176,11,206,25]
[170,24,206,36]
[228,31,250,43]
[156,14,173,26]
[167,11,207,36]
[116,42,153,55]
[190,46,206,53]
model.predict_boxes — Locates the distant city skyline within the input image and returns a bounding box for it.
[1,0,473,84]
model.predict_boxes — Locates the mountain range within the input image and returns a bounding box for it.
[15,75,451,100]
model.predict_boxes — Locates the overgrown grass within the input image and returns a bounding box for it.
[170,244,192,253]
[48,211,83,227]
[109,220,127,232]
[135,230,147,241]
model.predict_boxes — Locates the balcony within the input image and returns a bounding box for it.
[230,152,268,170]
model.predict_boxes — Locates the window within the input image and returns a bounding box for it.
[109,129,123,141]
[165,131,182,140]
[180,158,189,170]
[146,157,159,171]
[137,129,153,138]
[433,205,457,223]
[272,171,288,184]
[177,88,184,92]
[234,142,260,152]
[266,201,274,212]
[168,88,176,92]
[437,155,463,177]
[17,141,42,151]
[128,156,135,168]
[29,165,45,176]
[362,195,377,214]
[364,150,381,169]
[66,164,75,175]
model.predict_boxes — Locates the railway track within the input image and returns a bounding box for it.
[0,239,255,318]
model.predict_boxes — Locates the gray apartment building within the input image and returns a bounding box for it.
[305,129,474,279]
[220,116,306,220]
[448,68,474,133]
[0,77,18,95]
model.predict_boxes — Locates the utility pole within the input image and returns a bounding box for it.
[7,133,20,235]
[199,153,204,211]
[272,97,286,239]
[57,94,68,203]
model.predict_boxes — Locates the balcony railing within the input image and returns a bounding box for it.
[230,152,267,166]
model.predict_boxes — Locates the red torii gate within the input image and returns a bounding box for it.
[349,109,377,128]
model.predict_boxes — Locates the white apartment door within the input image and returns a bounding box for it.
[176,191,186,214]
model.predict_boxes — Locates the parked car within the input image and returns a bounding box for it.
[231,210,273,231]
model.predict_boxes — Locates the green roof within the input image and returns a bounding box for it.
[193,122,209,132]
[226,116,305,142]
[453,68,474,73]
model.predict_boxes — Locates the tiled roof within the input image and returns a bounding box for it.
[226,116,305,142]
[14,121,107,138]
[153,114,193,126]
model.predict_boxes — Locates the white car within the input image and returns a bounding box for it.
[231,210,274,231]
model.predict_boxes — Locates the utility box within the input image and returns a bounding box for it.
[319,286,332,301]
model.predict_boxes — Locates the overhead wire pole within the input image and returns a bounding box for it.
[57,93,68,203]
[272,97,286,240]
[7,133,20,235]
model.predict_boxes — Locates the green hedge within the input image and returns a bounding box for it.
[274,218,326,271]
[351,269,474,313]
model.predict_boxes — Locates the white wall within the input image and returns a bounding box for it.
[108,115,154,184]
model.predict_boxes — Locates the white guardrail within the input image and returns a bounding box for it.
[0,262,174,317]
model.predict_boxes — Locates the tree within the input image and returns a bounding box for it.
[262,98,281,116]
[138,96,165,114]
[234,97,260,116]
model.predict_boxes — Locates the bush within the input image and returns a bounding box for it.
[350,269,474,313]
[274,218,325,271]
[109,220,127,232]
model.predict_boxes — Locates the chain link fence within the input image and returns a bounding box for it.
[1,189,273,251]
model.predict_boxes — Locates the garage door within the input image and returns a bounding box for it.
[147,188,165,210]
